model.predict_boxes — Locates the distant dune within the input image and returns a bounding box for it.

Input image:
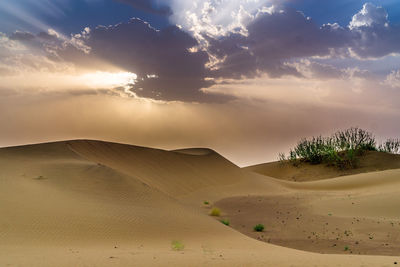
[1,140,400,266]
[245,151,400,182]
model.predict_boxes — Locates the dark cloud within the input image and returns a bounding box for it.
[9,31,36,41]
[26,3,400,102]
[206,3,400,80]
[115,0,172,16]
[207,8,352,79]
[60,18,232,102]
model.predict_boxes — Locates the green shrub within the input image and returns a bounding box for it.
[333,127,376,151]
[344,245,349,251]
[204,201,209,205]
[220,219,230,226]
[171,240,184,251]
[280,127,385,169]
[210,207,221,216]
[253,224,264,232]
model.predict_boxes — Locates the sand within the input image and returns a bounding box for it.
[1,140,400,266]
[245,151,400,181]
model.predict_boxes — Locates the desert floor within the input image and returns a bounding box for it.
[1,140,400,266]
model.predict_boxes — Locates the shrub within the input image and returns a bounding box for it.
[333,127,376,151]
[278,153,286,163]
[253,224,264,232]
[288,149,300,166]
[344,245,349,251]
[210,207,221,216]
[204,201,209,205]
[220,219,230,226]
[379,139,400,154]
[171,240,184,251]
[281,127,384,169]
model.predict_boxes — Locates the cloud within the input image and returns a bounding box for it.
[349,3,388,29]
[384,70,400,88]
[9,31,36,41]
[0,30,71,77]
[60,18,233,102]
[3,2,399,103]
[196,3,400,80]
[205,8,351,79]
[348,3,400,59]
[288,60,344,80]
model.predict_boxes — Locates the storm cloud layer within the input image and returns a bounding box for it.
[1,2,400,102]
[59,3,400,101]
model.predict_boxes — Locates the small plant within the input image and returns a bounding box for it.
[253,224,264,232]
[204,201,209,205]
[344,245,349,251]
[171,240,184,251]
[220,219,230,226]
[278,153,286,164]
[210,207,221,216]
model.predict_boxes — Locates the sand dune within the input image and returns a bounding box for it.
[68,140,244,196]
[1,140,400,266]
[245,151,400,181]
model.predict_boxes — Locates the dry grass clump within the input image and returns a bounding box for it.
[210,207,221,216]
[171,240,184,251]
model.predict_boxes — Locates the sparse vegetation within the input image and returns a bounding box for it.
[204,201,210,205]
[344,245,350,251]
[278,152,286,164]
[210,207,221,216]
[379,139,400,154]
[220,219,230,226]
[171,240,184,251]
[279,127,400,170]
[254,224,265,232]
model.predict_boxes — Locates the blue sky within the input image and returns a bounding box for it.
[2,0,400,36]
[0,0,169,34]
[287,0,400,26]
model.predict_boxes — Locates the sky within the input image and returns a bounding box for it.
[0,0,400,166]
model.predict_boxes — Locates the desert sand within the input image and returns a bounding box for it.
[245,151,400,181]
[1,140,400,266]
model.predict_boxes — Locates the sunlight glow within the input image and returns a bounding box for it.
[80,71,137,89]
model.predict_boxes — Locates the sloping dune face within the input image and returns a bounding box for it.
[0,141,213,245]
[1,141,399,266]
[67,140,244,196]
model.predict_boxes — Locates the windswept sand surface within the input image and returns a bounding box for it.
[1,140,400,266]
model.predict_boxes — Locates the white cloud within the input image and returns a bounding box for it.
[384,70,400,88]
[349,3,388,29]
[168,0,275,40]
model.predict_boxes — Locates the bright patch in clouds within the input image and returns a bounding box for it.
[80,71,137,89]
